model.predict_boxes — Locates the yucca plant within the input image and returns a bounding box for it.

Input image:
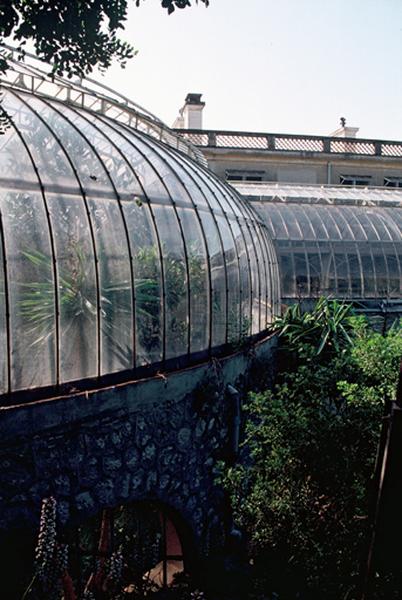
[19,247,160,363]
[270,297,355,359]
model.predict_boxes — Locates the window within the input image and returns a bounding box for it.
[340,175,372,186]
[226,170,264,182]
[384,176,402,188]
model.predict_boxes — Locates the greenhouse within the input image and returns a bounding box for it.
[0,71,279,398]
[236,182,402,308]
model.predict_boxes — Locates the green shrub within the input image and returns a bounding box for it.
[220,302,402,599]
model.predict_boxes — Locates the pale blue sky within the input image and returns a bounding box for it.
[100,0,402,140]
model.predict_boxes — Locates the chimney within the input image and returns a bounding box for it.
[330,117,359,138]
[173,93,205,130]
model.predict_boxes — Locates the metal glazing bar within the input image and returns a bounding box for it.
[0,205,11,394]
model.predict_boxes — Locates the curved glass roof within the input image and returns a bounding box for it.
[0,88,280,395]
[238,184,402,303]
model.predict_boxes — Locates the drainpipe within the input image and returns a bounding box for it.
[327,162,332,184]
[227,384,241,458]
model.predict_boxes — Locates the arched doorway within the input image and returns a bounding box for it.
[68,501,190,597]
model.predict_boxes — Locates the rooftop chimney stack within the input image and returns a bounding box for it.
[173,93,205,130]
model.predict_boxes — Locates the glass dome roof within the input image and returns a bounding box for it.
[237,183,402,304]
[0,87,279,395]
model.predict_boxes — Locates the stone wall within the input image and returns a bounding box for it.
[0,335,276,560]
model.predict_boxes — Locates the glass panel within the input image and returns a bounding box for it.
[43,102,133,375]
[293,248,309,297]
[86,118,165,364]
[383,208,402,240]
[0,223,7,394]
[346,248,362,297]
[331,207,354,241]
[277,241,295,297]
[340,207,366,241]
[372,242,388,297]
[279,205,303,239]
[106,127,191,358]
[306,243,321,297]
[231,218,251,339]
[306,206,328,240]
[162,151,223,213]
[292,204,315,240]
[255,203,276,238]
[88,198,133,373]
[267,205,289,238]
[354,209,381,242]
[152,205,188,359]
[123,202,163,366]
[176,207,209,353]
[54,106,136,372]
[217,216,240,343]
[0,92,43,188]
[1,190,56,390]
[239,219,259,334]
[319,241,336,295]
[367,211,391,241]
[265,234,280,319]
[386,253,401,297]
[334,250,350,297]
[75,110,145,198]
[199,211,226,347]
[319,207,342,240]
[360,248,376,297]
[47,193,97,381]
[205,175,243,218]
[252,223,268,330]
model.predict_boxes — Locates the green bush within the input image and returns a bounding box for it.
[220,300,402,599]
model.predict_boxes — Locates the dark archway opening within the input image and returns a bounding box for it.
[66,501,193,597]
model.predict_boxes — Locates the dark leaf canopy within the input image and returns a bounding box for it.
[0,0,209,77]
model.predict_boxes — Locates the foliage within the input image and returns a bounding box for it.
[219,301,402,599]
[269,297,355,361]
[0,0,209,77]
[23,498,204,600]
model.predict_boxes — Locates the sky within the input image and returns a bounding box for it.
[97,0,402,140]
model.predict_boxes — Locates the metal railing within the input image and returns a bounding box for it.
[0,45,207,167]
[175,129,402,158]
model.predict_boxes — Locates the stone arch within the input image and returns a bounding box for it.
[65,499,195,595]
